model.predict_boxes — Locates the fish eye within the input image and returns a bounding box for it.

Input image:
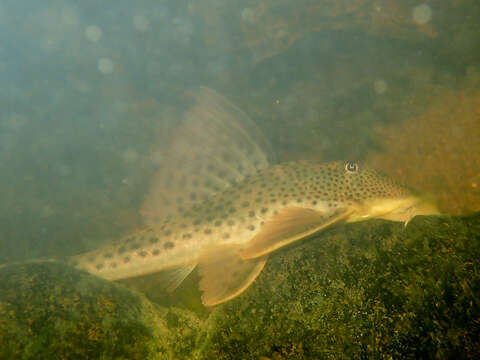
[344,162,359,173]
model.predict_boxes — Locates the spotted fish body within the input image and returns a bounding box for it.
[70,161,413,276]
[69,88,438,306]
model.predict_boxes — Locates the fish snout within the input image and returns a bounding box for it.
[346,196,440,225]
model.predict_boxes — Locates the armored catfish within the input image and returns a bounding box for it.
[69,87,438,306]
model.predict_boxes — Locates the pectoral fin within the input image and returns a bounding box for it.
[242,206,353,259]
[198,246,268,306]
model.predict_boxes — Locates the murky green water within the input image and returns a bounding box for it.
[0,1,479,358]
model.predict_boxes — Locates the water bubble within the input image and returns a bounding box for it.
[241,8,255,23]
[85,25,102,42]
[123,148,138,163]
[465,65,480,86]
[97,58,114,74]
[151,151,164,166]
[61,7,79,26]
[172,18,194,35]
[40,205,55,218]
[373,79,388,94]
[58,165,72,177]
[8,113,27,131]
[207,59,227,77]
[133,15,149,32]
[146,60,163,76]
[305,108,319,122]
[168,63,184,76]
[412,4,432,25]
[74,80,89,93]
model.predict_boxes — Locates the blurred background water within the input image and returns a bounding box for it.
[1,0,479,264]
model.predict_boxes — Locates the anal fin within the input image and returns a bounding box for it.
[198,246,268,306]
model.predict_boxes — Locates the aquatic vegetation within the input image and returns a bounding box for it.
[0,262,201,360]
[1,213,478,359]
[198,213,480,359]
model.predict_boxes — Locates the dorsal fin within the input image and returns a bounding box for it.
[141,87,274,225]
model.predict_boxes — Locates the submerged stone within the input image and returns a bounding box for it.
[1,213,478,359]
[0,261,201,360]
[198,213,480,359]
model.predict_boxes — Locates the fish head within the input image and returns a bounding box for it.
[330,161,439,225]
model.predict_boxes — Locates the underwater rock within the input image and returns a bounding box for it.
[198,213,480,359]
[1,214,479,359]
[368,84,480,215]
[0,261,202,360]
[238,0,437,64]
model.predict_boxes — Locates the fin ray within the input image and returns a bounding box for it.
[160,264,197,292]
[142,87,274,225]
[116,264,196,298]
[198,245,268,306]
[242,206,353,259]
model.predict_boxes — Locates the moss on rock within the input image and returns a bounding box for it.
[0,262,202,360]
[1,214,478,359]
[198,214,480,359]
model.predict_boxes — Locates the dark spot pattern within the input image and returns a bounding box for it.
[99,160,412,270]
[164,241,174,249]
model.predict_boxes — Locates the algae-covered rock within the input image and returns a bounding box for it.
[368,84,480,215]
[0,262,202,360]
[1,214,479,359]
[198,214,480,359]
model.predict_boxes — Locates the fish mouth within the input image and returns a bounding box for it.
[347,196,440,225]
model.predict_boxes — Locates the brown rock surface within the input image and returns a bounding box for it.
[368,84,480,215]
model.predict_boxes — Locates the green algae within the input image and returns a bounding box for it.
[198,214,480,359]
[0,262,202,360]
[1,214,479,359]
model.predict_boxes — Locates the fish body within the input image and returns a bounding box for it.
[69,88,438,306]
